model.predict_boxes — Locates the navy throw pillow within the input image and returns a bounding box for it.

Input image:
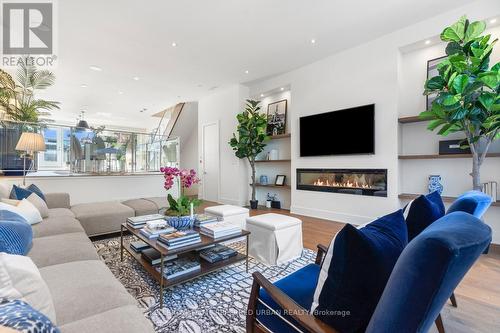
[0,299,60,333]
[403,191,445,241]
[0,210,33,255]
[10,184,46,202]
[311,210,408,333]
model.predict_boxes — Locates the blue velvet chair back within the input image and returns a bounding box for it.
[365,212,491,333]
[447,190,492,218]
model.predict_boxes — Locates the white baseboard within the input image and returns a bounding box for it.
[290,205,373,226]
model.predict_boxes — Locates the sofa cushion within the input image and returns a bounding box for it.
[58,305,153,333]
[0,299,59,333]
[27,193,49,218]
[447,190,493,218]
[0,182,11,199]
[122,198,159,216]
[28,232,98,268]
[71,201,134,236]
[257,263,320,333]
[40,260,138,326]
[0,210,32,255]
[311,210,408,333]
[0,253,57,324]
[48,208,75,218]
[26,184,47,202]
[32,216,84,238]
[403,191,445,241]
[142,197,168,210]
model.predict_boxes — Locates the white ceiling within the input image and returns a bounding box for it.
[33,0,474,129]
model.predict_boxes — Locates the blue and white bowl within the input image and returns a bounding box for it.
[165,215,194,230]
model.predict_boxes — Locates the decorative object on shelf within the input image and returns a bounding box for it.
[269,149,279,160]
[229,99,269,209]
[266,193,273,208]
[481,181,498,202]
[438,139,471,155]
[428,175,443,195]
[420,16,499,191]
[15,132,46,186]
[275,175,286,186]
[266,99,287,136]
[426,56,447,110]
[271,199,281,209]
[161,167,201,229]
[260,175,269,185]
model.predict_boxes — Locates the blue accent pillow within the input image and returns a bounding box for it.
[0,299,60,333]
[403,191,445,241]
[447,190,492,218]
[0,210,33,255]
[9,184,46,202]
[27,184,46,202]
[311,210,408,332]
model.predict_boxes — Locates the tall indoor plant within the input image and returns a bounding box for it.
[420,16,499,190]
[229,99,269,209]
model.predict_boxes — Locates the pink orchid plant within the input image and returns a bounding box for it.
[160,167,201,216]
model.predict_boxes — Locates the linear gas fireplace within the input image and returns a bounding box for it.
[296,168,387,197]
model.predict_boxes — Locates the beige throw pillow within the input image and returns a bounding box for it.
[0,182,11,199]
[0,200,42,225]
[27,193,49,218]
[0,253,57,324]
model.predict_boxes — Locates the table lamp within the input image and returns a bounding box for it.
[15,132,46,186]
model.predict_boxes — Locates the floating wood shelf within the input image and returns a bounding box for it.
[269,133,291,139]
[254,159,291,163]
[399,153,500,160]
[398,193,500,207]
[398,115,426,124]
[250,183,291,189]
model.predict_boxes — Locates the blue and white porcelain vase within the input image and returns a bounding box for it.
[428,175,443,194]
[165,215,194,230]
[260,175,268,185]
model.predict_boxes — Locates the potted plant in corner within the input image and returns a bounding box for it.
[420,16,499,190]
[229,99,269,209]
[162,167,202,230]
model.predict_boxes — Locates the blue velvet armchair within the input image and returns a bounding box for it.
[246,211,492,333]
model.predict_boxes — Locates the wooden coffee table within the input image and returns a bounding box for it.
[120,223,250,307]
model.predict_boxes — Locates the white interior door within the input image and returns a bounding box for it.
[202,122,219,202]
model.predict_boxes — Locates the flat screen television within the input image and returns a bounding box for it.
[299,104,375,157]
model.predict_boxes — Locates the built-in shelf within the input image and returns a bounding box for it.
[250,183,291,190]
[269,133,291,139]
[398,193,500,207]
[398,115,426,124]
[255,159,291,163]
[399,153,500,160]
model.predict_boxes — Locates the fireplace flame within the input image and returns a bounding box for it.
[313,178,372,189]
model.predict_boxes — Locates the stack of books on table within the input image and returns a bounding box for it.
[193,213,219,227]
[141,248,177,266]
[155,257,201,279]
[199,244,238,263]
[157,230,201,250]
[127,214,165,229]
[200,222,241,239]
[139,221,175,239]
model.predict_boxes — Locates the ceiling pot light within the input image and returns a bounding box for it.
[425,40,431,45]
[133,76,140,81]
[118,91,124,95]
[311,39,316,44]
[490,18,497,24]
[244,70,249,74]
[89,65,102,71]
[81,84,87,88]
[280,87,284,91]
[171,42,177,47]
[260,94,264,97]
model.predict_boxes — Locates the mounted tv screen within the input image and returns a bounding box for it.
[299,104,375,157]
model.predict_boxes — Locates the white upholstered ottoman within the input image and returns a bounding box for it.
[246,213,303,266]
[204,205,249,229]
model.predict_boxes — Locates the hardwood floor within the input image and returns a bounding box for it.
[198,201,500,333]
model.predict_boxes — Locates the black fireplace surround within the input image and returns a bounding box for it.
[296,168,387,197]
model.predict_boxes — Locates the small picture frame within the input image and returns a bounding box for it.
[426,56,447,110]
[266,99,287,136]
[275,175,286,186]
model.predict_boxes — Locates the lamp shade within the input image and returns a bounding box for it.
[15,132,46,152]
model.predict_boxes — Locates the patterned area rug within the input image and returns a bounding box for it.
[93,236,316,332]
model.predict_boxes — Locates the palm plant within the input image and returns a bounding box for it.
[0,57,59,126]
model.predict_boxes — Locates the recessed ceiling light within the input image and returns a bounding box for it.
[311,39,316,44]
[81,84,87,88]
[244,70,249,74]
[171,42,177,47]
[490,18,498,24]
[118,91,124,95]
[280,87,284,91]
[260,94,264,97]
[133,76,140,81]
[425,40,431,45]
[89,65,102,71]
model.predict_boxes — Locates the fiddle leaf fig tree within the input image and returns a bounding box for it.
[420,16,500,191]
[229,99,269,206]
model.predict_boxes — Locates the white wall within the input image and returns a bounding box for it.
[245,1,500,238]
[1,174,177,205]
[198,84,250,206]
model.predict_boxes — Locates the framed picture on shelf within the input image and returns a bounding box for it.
[275,175,286,186]
[266,99,287,136]
[426,56,446,110]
